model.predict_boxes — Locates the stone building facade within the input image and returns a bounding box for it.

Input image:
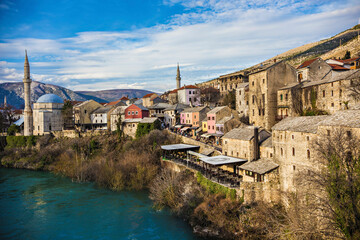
[235,83,249,116]
[248,61,297,130]
[33,94,64,135]
[74,100,103,130]
[206,106,232,134]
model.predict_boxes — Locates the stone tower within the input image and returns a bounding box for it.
[176,63,181,89]
[23,50,33,136]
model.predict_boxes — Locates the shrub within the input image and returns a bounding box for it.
[7,124,20,136]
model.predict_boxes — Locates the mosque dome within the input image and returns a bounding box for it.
[36,94,64,104]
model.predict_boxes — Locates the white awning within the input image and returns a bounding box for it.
[175,125,183,128]
[199,155,247,166]
[181,127,190,131]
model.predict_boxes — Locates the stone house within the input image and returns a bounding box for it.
[167,89,178,105]
[180,106,210,127]
[238,159,279,183]
[122,117,159,138]
[206,106,232,134]
[163,103,189,128]
[125,104,149,119]
[248,61,297,130]
[33,94,64,135]
[221,126,270,161]
[142,93,158,107]
[296,58,332,82]
[235,83,249,117]
[110,106,127,131]
[177,85,201,106]
[148,103,172,118]
[277,69,360,117]
[215,116,233,135]
[104,98,127,107]
[260,137,273,159]
[272,115,330,192]
[217,71,248,96]
[90,106,112,130]
[272,111,360,193]
[74,100,103,130]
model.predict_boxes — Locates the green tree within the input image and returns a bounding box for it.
[343,50,351,60]
[61,100,74,129]
[7,124,20,136]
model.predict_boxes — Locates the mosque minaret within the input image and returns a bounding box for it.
[23,50,33,136]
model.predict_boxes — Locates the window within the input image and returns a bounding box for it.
[259,109,261,115]
[100,120,102,123]
[293,165,296,171]
[194,115,196,119]
[252,109,255,116]
[132,124,135,127]
[280,94,283,101]
[84,110,87,114]
[208,117,210,120]
[95,120,97,123]
[237,152,239,157]
[346,131,351,138]
[252,95,255,104]
[292,135,294,139]
[323,90,325,97]
[132,111,134,115]
[135,111,138,115]
[231,151,233,155]
[225,151,227,156]
[331,82,333,87]
[285,94,288,101]
[327,130,330,136]
[262,79,265,84]
[307,136,310,141]
[252,81,254,86]
[331,103,334,107]
[292,147,295,156]
[212,116,215,120]
[281,148,283,156]
[128,111,131,115]
[270,153,273,158]
[212,126,214,130]
[340,89,342,97]
[246,101,249,105]
[331,90,333,96]
[307,150,310,159]
[49,125,51,131]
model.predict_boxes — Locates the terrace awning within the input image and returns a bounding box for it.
[181,127,190,131]
[199,155,247,166]
[188,150,207,158]
[201,133,211,138]
[161,144,200,151]
[175,125,183,128]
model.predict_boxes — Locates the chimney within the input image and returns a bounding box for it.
[253,127,259,161]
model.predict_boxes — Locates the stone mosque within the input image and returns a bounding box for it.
[23,51,64,136]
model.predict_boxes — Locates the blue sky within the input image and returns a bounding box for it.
[0,0,359,92]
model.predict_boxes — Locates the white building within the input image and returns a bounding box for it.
[90,107,111,130]
[33,94,64,135]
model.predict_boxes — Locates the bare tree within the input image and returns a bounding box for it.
[349,78,360,102]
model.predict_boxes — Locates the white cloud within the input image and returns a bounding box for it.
[1,1,359,92]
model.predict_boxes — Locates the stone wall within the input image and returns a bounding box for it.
[239,181,281,204]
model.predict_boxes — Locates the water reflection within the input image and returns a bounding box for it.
[0,168,198,240]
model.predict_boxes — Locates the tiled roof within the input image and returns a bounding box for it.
[127,104,148,111]
[297,58,318,69]
[223,126,260,141]
[105,99,124,106]
[207,106,227,114]
[92,107,112,114]
[164,103,190,111]
[239,159,278,175]
[272,115,329,133]
[143,93,156,98]
[140,117,159,123]
[260,137,272,148]
[147,103,172,110]
[182,106,208,113]
[110,106,127,115]
[318,110,360,128]
[120,96,129,100]
[216,116,233,124]
[341,57,360,63]
[178,85,199,90]
[328,64,349,70]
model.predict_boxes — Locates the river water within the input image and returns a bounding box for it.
[0,168,199,240]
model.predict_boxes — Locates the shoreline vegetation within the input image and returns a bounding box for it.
[0,130,356,239]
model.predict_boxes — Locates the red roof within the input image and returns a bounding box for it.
[297,58,318,69]
[120,96,129,100]
[106,99,122,106]
[341,57,360,63]
[143,93,156,98]
[178,85,199,90]
[328,64,349,70]
[169,89,178,94]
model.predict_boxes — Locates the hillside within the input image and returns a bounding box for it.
[76,89,156,102]
[0,81,155,109]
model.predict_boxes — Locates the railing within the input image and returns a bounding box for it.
[163,155,241,188]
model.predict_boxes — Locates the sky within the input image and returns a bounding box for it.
[0,0,359,93]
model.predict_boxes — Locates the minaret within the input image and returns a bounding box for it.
[176,63,181,89]
[23,50,33,136]
[3,96,7,107]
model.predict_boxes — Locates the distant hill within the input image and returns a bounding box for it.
[76,89,156,102]
[0,81,155,109]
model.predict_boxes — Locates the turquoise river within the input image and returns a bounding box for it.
[0,168,199,240]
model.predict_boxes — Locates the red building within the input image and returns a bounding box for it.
[125,104,149,119]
